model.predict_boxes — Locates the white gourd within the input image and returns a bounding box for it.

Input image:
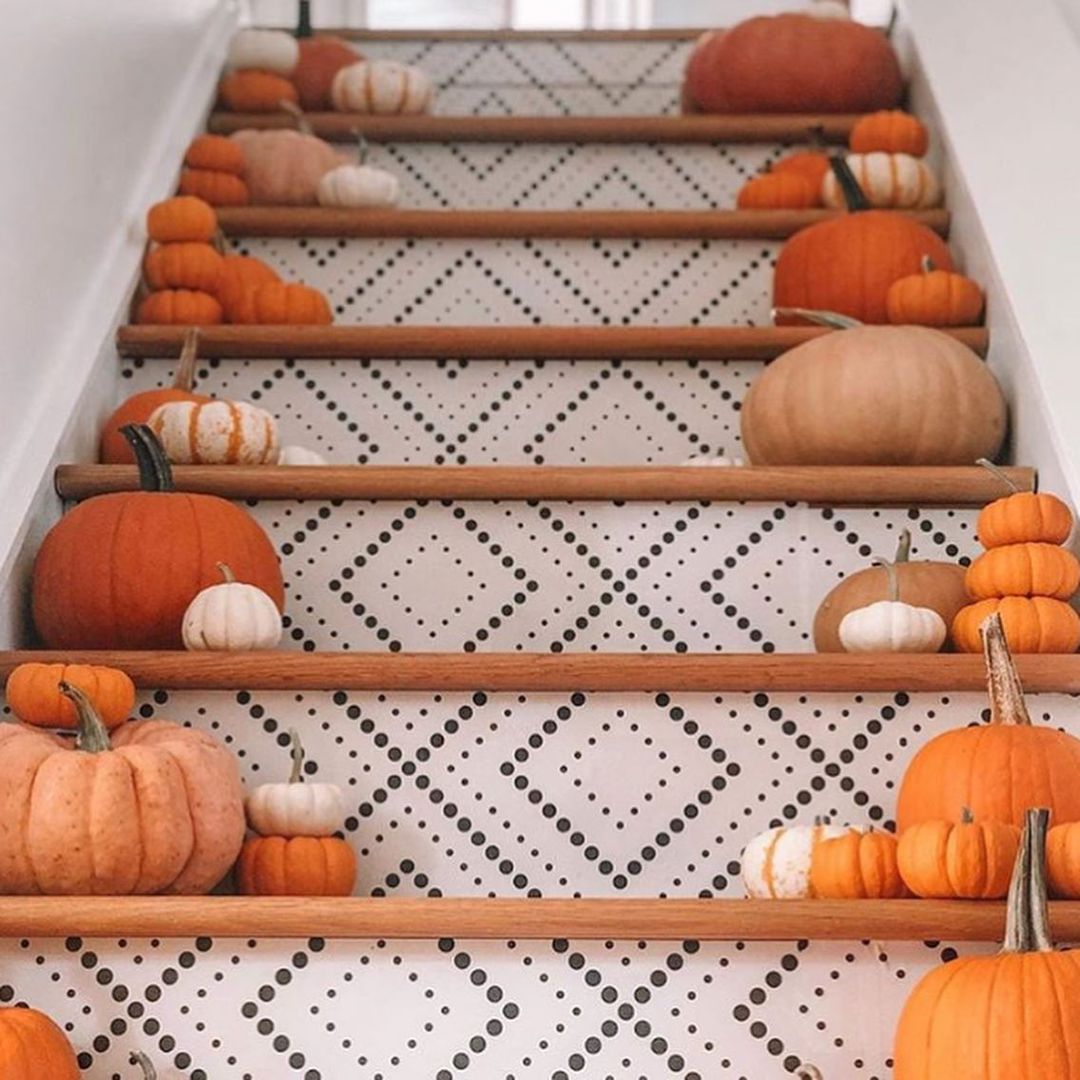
[277,444,328,466]
[822,153,941,210]
[742,820,851,899]
[318,165,400,208]
[182,564,283,651]
[681,455,746,467]
[226,29,300,75]
[330,60,434,115]
[838,558,948,653]
[148,399,278,465]
[246,729,346,837]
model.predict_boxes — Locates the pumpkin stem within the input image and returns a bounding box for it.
[173,328,200,392]
[216,562,237,585]
[295,0,313,38]
[770,308,863,330]
[280,98,313,136]
[893,528,911,565]
[1003,807,1052,954]
[976,457,1020,494]
[920,255,936,275]
[354,131,370,166]
[130,1051,157,1079]
[885,1,899,40]
[960,807,974,825]
[58,681,112,754]
[796,1067,824,1080]
[211,228,227,256]
[120,424,175,493]
[829,155,871,213]
[288,728,305,784]
[981,611,1032,727]
[871,557,900,603]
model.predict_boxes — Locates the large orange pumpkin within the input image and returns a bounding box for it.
[896,612,1080,830]
[237,835,357,896]
[683,15,902,114]
[0,1007,80,1078]
[33,425,284,649]
[292,36,361,110]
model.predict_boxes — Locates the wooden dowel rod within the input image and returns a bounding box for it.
[215,206,950,239]
[311,27,708,40]
[115,325,990,360]
[207,113,860,144]
[0,897,1074,941]
[54,465,1034,505]
[3,652,1079,693]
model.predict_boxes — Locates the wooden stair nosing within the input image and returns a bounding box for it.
[115,325,991,360]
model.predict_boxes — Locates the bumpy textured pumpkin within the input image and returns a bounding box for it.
[977,486,1073,549]
[814,529,968,652]
[742,820,848,899]
[736,172,818,210]
[886,256,985,326]
[149,398,279,465]
[850,110,929,156]
[966,542,1080,600]
[1043,821,1080,899]
[215,255,280,322]
[231,281,333,325]
[179,168,250,207]
[144,242,223,293]
[237,836,357,896]
[897,808,1020,899]
[896,612,1080,830]
[0,1007,80,1078]
[741,326,1006,465]
[822,152,941,209]
[894,809,1080,1080]
[330,60,433,114]
[293,36,361,110]
[809,828,907,899]
[182,563,283,651]
[772,150,831,189]
[0,682,244,894]
[5,662,134,731]
[219,70,298,113]
[952,596,1080,654]
[682,15,902,114]
[146,196,217,244]
[230,129,344,205]
[184,134,245,174]
[33,425,283,649]
[246,729,345,837]
[317,163,400,208]
[226,28,299,74]
[136,289,223,326]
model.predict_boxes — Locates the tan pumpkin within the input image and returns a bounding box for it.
[741,324,1007,466]
[809,828,908,899]
[965,542,1080,600]
[822,152,941,209]
[230,128,344,206]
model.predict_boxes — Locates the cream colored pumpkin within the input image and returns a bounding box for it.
[246,729,346,838]
[839,600,947,652]
[742,820,850,899]
[148,399,279,465]
[317,164,400,208]
[330,60,434,115]
[801,0,850,17]
[226,29,300,75]
[681,454,746,466]
[277,444,328,466]
[182,564,282,651]
[823,152,941,209]
[230,129,346,206]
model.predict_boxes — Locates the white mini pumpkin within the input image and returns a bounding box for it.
[681,454,746,467]
[837,558,948,653]
[246,729,346,837]
[226,29,300,75]
[822,152,941,210]
[182,563,283,651]
[317,164,400,208]
[330,60,434,115]
[148,399,279,465]
[742,819,851,899]
[277,444,328,466]
[801,0,851,17]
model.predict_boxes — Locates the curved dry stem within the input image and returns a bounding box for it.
[976,457,1020,494]
[288,728,305,784]
[981,612,1032,726]
[173,328,200,392]
[770,307,863,329]
[58,681,112,754]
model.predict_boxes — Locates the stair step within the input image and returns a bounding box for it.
[56,465,1032,505]
[218,206,951,239]
[3,652,1077,692]
[116,325,991,360]
[0,896,1063,941]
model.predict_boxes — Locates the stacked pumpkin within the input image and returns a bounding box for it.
[180,134,249,206]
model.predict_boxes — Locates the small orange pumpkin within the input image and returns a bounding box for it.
[952,596,1080,654]
[0,1007,80,1078]
[179,169,250,207]
[809,828,908,899]
[184,134,245,174]
[136,289,223,326]
[144,242,224,293]
[736,171,819,209]
[215,255,281,322]
[1046,820,1080,899]
[771,150,831,190]
[219,70,298,113]
[965,542,1080,601]
[237,835,357,896]
[146,196,217,244]
[886,256,984,326]
[976,463,1074,548]
[849,110,929,156]
[231,281,333,325]
[5,662,134,731]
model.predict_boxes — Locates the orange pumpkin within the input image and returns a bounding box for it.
[896,611,1080,830]
[683,15,903,114]
[886,256,984,326]
[965,543,1080,600]
[292,36,361,110]
[736,171,819,210]
[146,196,217,244]
[136,289,223,326]
[215,255,281,322]
[5,662,134,731]
[849,110,929,156]
[184,133,245,174]
[1046,820,1080,899]
[237,835,357,896]
[809,828,908,898]
[951,596,1080,654]
[33,425,284,649]
[897,809,1020,899]
[144,242,224,293]
[219,70,298,113]
[0,1007,80,1078]
[771,150,830,191]
[179,168,250,207]
[231,281,333,325]
[976,471,1073,549]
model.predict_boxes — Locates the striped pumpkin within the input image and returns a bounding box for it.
[822,152,941,210]
[742,820,850,899]
[148,399,279,465]
[330,60,433,114]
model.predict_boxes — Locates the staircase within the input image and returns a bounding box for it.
[1,22,1075,1080]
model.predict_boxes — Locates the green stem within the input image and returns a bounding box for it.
[120,425,175,493]
[829,155,871,213]
[288,728,304,784]
[976,457,1020,494]
[981,611,1032,727]
[58,682,112,754]
[296,0,312,38]
[770,308,863,329]
[1003,808,1052,953]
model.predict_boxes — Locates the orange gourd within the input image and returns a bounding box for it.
[219,70,298,113]
[136,289,223,326]
[231,281,333,325]
[143,242,224,293]
[0,1007,80,1078]
[771,150,830,190]
[965,542,1080,600]
[1046,821,1080,899]
[897,808,1020,899]
[292,36,360,110]
[33,425,284,650]
[215,255,281,322]
[976,464,1074,548]
[849,110,929,156]
[886,256,985,326]
[237,835,357,896]
[179,168,250,207]
[736,171,819,210]
[809,828,908,898]
[146,196,217,244]
[5,662,134,731]
[896,612,1080,830]
[951,596,1080,654]
[184,134,245,174]
[894,809,1080,1079]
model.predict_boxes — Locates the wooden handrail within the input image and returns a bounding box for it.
[0,896,1075,941]
[115,325,990,360]
[215,206,951,239]
[309,27,707,40]
[207,113,860,144]
[3,652,1078,692]
[54,464,1034,505]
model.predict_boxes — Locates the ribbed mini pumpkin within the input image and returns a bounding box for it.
[809,828,908,899]
[977,474,1073,549]
[230,281,333,325]
[822,152,941,210]
[0,1007,80,1078]
[951,596,1080,654]
[214,255,281,323]
[965,542,1080,600]
[135,289,223,326]
[143,242,224,293]
[179,168,250,207]
[736,171,819,209]
[5,662,134,731]
[741,819,849,899]
[886,256,984,326]
[184,134,245,174]
[237,836,357,896]
[771,150,831,189]
[330,59,434,114]
[219,70,298,113]
[146,196,217,244]
[1043,821,1080,899]
[149,398,279,465]
[849,110,929,156]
